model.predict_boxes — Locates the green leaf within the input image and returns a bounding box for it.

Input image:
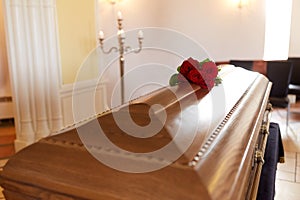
[214,76,222,86]
[199,58,210,66]
[169,74,179,86]
[177,66,181,72]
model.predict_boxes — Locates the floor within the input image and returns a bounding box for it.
[0,102,300,199]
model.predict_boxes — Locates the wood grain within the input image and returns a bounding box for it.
[0,65,271,200]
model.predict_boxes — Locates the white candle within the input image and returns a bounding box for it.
[138,30,143,39]
[99,30,104,39]
[117,11,123,20]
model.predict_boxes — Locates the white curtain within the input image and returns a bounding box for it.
[3,0,63,151]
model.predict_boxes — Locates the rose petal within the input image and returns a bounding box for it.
[179,57,200,76]
[187,69,204,84]
[201,61,218,78]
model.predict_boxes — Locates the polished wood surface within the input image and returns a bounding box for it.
[0,65,272,200]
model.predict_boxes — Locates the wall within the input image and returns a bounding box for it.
[0,0,11,97]
[158,0,266,61]
[95,0,267,107]
[51,0,300,85]
[97,0,164,36]
[289,0,300,57]
[56,0,98,84]
[98,0,266,62]
[0,0,14,120]
[60,80,108,127]
[57,0,299,111]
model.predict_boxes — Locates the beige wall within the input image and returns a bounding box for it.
[289,0,300,57]
[0,0,11,96]
[58,0,299,84]
[98,0,299,60]
[160,0,266,61]
[56,0,97,84]
[98,0,266,62]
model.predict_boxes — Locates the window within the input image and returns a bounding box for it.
[263,0,293,60]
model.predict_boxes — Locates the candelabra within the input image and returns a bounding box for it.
[99,11,143,104]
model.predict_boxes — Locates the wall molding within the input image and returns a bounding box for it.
[60,79,108,128]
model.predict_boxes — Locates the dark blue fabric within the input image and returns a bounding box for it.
[257,122,284,200]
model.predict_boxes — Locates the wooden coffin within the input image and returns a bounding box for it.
[0,65,272,200]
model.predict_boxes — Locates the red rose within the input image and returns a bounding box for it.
[201,61,218,79]
[187,69,204,84]
[179,57,200,76]
[204,80,215,90]
[198,77,207,88]
[196,78,214,90]
[170,58,221,90]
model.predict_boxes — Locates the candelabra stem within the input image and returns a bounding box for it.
[99,12,143,105]
[119,56,125,104]
[118,26,125,104]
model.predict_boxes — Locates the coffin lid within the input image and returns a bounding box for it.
[74,65,269,165]
[0,65,272,200]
